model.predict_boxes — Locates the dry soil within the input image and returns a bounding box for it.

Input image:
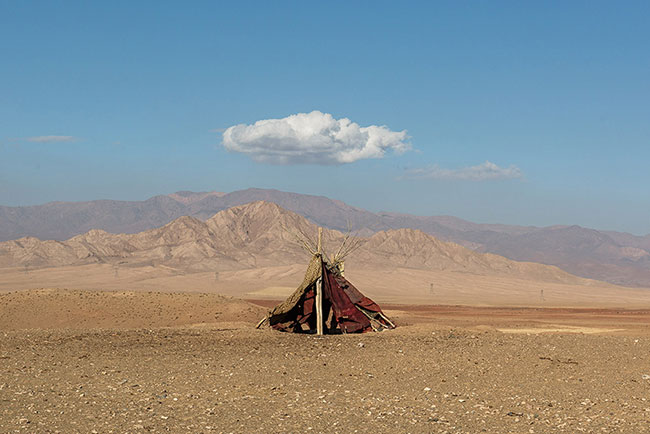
[2,290,650,433]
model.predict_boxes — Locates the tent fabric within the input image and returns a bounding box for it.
[264,255,394,334]
[322,262,372,333]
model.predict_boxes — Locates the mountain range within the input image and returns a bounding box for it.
[1,188,649,287]
[0,201,593,287]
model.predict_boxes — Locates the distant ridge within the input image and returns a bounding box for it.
[167,191,226,204]
[1,188,650,286]
[0,201,592,286]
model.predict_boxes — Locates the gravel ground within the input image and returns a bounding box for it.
[2,323,650,433]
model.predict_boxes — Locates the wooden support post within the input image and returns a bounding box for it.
[316,227,324,336]
[316,276,323,335]
[317,227,322,255]
[255,317,267,329]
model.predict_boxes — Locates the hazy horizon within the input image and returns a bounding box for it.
[2,186,649,237]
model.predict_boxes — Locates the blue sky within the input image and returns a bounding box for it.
[1,1,649,233]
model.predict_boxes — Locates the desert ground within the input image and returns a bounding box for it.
[2,288,650,433]
[4,261,650,308]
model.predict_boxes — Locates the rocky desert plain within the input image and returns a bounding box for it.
[2,200,650,433]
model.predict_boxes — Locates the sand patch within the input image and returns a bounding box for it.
[497,324,624,334]
[247,286,295,297]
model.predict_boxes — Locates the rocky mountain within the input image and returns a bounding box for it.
[1,188,649,286]
[0,201,590,286]
[466,226,650,286]
[0,202,315,271]
[349,228,588,284]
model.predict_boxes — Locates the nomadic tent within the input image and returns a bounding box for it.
[256,228,395,334]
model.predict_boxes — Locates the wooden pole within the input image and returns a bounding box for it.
[255,317,267,329]
[317,227,322,255]
[316,227,324,335]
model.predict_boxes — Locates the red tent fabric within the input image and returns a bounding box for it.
[262,256,394,334]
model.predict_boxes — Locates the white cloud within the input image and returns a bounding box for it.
[25,135,76,143]
[221,111,410,164]
[405,161,523,181]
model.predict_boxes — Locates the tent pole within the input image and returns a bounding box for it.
[316,227,324,335]
[317,227,322,254]
[316,276,323,335]
[255,317,267,329]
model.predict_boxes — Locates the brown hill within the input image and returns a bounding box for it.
[0,202,337,271]
[2,188,649,286]
[0,201,594,286]
[350,228,588,284]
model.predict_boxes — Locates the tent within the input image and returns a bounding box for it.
[256,253,395,334]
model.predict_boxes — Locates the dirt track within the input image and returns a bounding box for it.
[2,292,650,433]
